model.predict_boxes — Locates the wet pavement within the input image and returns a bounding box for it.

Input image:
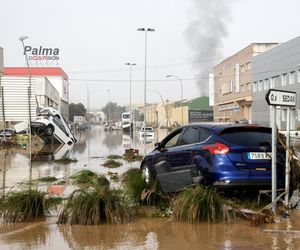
[1,125,300,249]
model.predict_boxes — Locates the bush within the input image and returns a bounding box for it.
[0,188,47,223]
[172,185,225,223]
[121,168,170,208]
[58,170,131,225]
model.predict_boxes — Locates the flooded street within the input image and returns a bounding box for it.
[1,126,300,249]
[1,215,300,249]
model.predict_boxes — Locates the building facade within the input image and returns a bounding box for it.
[145,96,212,127]
[212,43,278,123]
[252,36,300,129]
[3,67,70,119]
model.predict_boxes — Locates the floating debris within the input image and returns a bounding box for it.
[102,159,122,168]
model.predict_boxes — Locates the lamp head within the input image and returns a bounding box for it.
[19,36,29,42]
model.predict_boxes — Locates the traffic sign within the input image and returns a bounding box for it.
[265,89,296,107]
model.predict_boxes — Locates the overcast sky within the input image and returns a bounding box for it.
[1,0,299,109]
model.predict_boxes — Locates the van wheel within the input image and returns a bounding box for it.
[45,125,54,136]
[141,164,155,184]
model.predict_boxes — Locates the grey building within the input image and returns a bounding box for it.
[252,36,300,130]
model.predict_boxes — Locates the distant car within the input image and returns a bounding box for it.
[104,124,121,131]
[0,128,15,138]
[237,119,249,124]
[139,127,154,139]
[140,124,285,190]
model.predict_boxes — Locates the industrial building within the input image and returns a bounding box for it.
[252,36,300,129]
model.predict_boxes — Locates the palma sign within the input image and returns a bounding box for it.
[24,45,60,61]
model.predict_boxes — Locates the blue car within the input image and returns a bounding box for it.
[140,124,285,190]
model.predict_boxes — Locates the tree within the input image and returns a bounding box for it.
[102,102,126,122]
[69,103,87,122]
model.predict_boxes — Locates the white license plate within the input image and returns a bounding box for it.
[247,152,272,160]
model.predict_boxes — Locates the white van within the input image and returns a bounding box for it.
[31,115,76,145]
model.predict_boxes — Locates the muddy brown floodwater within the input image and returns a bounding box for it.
[1,125,300,249]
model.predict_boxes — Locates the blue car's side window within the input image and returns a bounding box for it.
[179,127,200,145]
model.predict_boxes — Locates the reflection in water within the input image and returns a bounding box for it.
[72,134,87,154]
[102,130,123,150]
[1,218,300,249]
[0,221,49,249]
[31,144,73,162]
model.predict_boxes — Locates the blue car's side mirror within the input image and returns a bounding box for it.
[155,142,161,149]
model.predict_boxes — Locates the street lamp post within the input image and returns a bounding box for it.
[166,75,183,125]
[150,90,171,130]
[125,63,136,127]
[106,89,111,124]
[19,36,32,126]
[19,35,32,179]
[137,28,155,153]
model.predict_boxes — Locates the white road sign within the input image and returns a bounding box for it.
[265,89,296,107]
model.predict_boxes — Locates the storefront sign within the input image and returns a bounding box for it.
[24,46,60,61]
[189,110,213,123]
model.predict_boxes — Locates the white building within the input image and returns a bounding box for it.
[3,67,70,120]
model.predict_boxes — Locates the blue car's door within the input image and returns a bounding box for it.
[152,128,184,167]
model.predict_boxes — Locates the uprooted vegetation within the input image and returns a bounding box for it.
[172,186,226,223]
[58,171,131,225]
[102,159,122,168]
[53,157,78,164]
[0,187,61,223]
[120,168,169,208]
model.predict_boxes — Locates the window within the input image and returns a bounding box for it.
[241,64,245,72]
[258,80,263,91]
[270,76,277,88]
[246,62,251,70]
[222,81,233,94]
[235,63,240,93]
[290,71,295,84]
[264,79,269,90]
[199,128,211,142]
[163,129,182,148]
[219,127,271,147]
[246,82,251,91]
[282,74,287,86]
[253,81,257,92]
[180,127,200,145]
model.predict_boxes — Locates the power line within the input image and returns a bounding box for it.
[68,64,300,84]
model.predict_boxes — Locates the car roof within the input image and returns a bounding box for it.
[182,123,271,134]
